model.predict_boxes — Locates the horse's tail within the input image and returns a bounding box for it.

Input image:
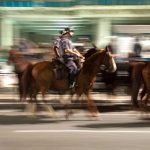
[21,63,34,100]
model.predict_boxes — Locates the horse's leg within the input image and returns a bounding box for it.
[141,67,150,111]
[72,94,86,110]
[31,90,39,116]
[41,88,55,117]
[139,84,146,110]
[131,62,146,108]
[142,92,149,109]
[73,94,87,116]
[25,90,37,117]
[25,80,39,117]
[64,93,75,120]
[17,72,23,101]
[85,92,99,117]
[25,96,36,117]
[140,84,146,101]
[140,92,150,117]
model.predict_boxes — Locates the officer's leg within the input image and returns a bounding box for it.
[67,60,77,88]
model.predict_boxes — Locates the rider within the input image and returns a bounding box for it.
[59,27,85,88]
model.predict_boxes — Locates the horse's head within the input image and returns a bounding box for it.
[100,46,117,73]
[83,45,99,59]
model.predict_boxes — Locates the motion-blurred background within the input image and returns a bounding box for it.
[0,0,150,92]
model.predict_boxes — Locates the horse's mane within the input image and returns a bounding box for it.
[84,49,103,64]
[81,50,104,74]
[83,48,98,59]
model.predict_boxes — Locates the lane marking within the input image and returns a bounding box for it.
[14,130,150,133]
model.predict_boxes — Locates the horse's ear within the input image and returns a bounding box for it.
[92,43,97,49]
[105,46,110,52]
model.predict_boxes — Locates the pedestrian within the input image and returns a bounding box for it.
[133,38,142,57]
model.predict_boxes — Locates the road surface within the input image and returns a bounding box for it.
[0,108,150,150]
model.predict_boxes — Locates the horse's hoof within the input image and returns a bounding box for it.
[65,113,70,120]
[49,113,58,118]
[64,110,74,120]
[86,112,99,120]
[26,113,37,119]
[92,112,99,119]
[132,106,140,111]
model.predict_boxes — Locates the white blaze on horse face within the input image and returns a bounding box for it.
[110,57,117,72]
[105,52,117,72]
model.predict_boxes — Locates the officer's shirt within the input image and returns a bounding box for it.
[59,37,74,57]
[53,36,61,48]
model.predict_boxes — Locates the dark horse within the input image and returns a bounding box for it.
[140,62,150,109]
[22,47,117,117]
[129,60,146,107]
[8,47,32,101]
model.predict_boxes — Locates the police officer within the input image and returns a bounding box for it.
[59,27,85,88]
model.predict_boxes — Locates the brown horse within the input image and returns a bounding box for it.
[140,62,150,109]
[22,47,117,117]
[129,61,146,107]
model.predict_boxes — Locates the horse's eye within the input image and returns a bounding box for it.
[100,65,106,71]
[106,52,109,55]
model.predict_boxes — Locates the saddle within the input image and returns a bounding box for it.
[52,58,69,80]
[52,57,81,83]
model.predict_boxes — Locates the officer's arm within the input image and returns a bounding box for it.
[65,48,79,56]
[65,49,85,60]
[53,39,61,58]
[54,46,60,58]
[73,48,84,58]
[62,40,77,56]
[63,40,84,58]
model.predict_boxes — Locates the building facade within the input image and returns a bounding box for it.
[0,0,150,50]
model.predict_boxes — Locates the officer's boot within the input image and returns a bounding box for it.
[69,73,76,89]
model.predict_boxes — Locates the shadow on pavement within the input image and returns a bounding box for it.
[76,119,150,129]
[0,115,63,125]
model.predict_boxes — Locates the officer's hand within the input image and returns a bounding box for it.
[80,55,85,60]
[80,57,85,63]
